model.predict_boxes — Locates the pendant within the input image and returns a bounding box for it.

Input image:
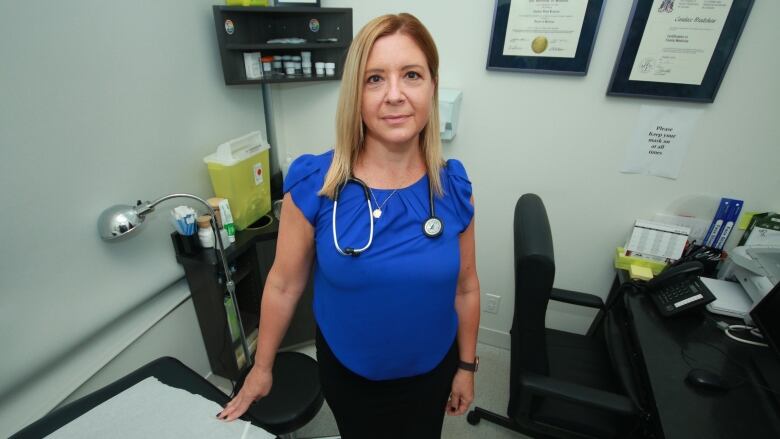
[373,208,382,219]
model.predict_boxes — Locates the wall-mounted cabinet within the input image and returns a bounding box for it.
[212,6,353,85]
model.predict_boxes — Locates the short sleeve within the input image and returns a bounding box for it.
[445,159,474,233]
[283,154,323,226]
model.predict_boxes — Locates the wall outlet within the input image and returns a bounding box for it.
[485,294,501,314]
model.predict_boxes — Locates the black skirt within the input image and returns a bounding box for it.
[315,329,459,439]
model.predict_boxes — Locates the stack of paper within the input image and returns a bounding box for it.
[46,377,274,439]
[626,220,691,261]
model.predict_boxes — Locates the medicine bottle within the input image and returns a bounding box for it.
[272,56,283,75]
[197,215,215,248]
[325,62,336,77]
[207,197,223,228]
[261,56,274,77]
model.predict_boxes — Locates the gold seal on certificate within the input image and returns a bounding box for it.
[502,0,589,58]
[531,36,548,54]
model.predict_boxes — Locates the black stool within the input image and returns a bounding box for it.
[248,351,324,439]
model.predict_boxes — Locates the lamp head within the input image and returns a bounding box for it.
[98,203,147,241]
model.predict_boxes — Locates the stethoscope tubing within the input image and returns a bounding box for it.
[332,177,374,256]
[332,176,441,256]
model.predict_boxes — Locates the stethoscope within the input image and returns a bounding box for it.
[332,176,443,256]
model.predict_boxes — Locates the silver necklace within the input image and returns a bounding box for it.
[368,187,398,219]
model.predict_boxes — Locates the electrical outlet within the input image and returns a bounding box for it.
[485,294,501,314]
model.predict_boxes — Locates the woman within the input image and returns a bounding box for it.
[218,13,480,438]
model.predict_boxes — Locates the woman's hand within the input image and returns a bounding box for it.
[446,369,475,416]
[217,366,273,421]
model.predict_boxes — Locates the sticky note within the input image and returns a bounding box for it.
[629,265,654,281]
[738,211,759,230]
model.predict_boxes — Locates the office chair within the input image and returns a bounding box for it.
[467,193,646,439]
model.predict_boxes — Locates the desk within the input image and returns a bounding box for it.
[618,272,780,438]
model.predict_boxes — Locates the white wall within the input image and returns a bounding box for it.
[0,281,211,437]
[0,1,265,435]
[61,292,211,406]
[272,0,780,345]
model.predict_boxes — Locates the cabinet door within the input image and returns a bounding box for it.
[255,238,315,348]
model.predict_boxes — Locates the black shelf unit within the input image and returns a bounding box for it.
[227,75,341,85]
[171,216,315,380]
[226,42,350,50]
[212,5,353,85]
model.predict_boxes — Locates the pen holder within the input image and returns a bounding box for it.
[701,251,725,278]
[177,233,201,256]
[674,244,724,278]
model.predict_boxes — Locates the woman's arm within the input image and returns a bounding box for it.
[218,192,315,421]
[447,196,481,416]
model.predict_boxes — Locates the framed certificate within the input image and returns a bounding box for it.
[275,0,320,6]
[486,0,606,75]
[608,0,754,103]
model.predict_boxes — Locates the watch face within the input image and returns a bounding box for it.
[424,217,443,237]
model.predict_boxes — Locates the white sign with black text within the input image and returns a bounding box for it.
[622,105,703,179]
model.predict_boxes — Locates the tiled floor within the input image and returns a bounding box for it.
[207,343,530,439]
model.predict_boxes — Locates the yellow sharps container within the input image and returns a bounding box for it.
[204,131,271,230]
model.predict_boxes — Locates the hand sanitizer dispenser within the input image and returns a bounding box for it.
[439,88,462,141]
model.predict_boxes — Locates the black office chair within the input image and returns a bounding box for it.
[467,194,646,439]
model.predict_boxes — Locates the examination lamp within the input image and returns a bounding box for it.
[97,193,253,370]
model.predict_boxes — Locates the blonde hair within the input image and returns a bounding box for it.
[319,13,444,199]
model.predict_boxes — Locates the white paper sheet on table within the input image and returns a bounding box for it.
[45,377,275,439]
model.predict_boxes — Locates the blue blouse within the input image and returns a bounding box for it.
[283,150,473,381]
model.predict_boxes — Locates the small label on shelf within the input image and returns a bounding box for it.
[224,295,241,344]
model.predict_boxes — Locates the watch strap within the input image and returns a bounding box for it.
[458,356,479,372]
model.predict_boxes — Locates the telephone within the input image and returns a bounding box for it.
[645,261,716,317]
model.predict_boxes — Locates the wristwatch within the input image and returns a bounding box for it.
[458,356,479,372]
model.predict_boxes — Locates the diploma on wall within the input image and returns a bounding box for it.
[502,0,589,58]
[629,0,734,85]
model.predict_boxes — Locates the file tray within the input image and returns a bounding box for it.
[615,247,667,275]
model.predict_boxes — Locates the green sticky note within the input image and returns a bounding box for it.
[738,211,759,230]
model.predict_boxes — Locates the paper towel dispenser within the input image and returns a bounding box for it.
[439,88,462,141]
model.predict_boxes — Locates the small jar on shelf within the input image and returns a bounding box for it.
[197,215,215,248]
[325,62,336,77]
[261,56,274,77]
[272,56,283,76]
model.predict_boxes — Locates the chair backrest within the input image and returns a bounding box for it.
[508,194,555,412]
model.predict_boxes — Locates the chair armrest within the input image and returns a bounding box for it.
[520,372,636,415]
[550,288,604,309]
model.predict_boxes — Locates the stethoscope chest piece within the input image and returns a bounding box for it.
[423,216,444,238]
[333,175,443,256]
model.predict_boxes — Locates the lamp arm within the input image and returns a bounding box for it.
[140,193,253,369]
